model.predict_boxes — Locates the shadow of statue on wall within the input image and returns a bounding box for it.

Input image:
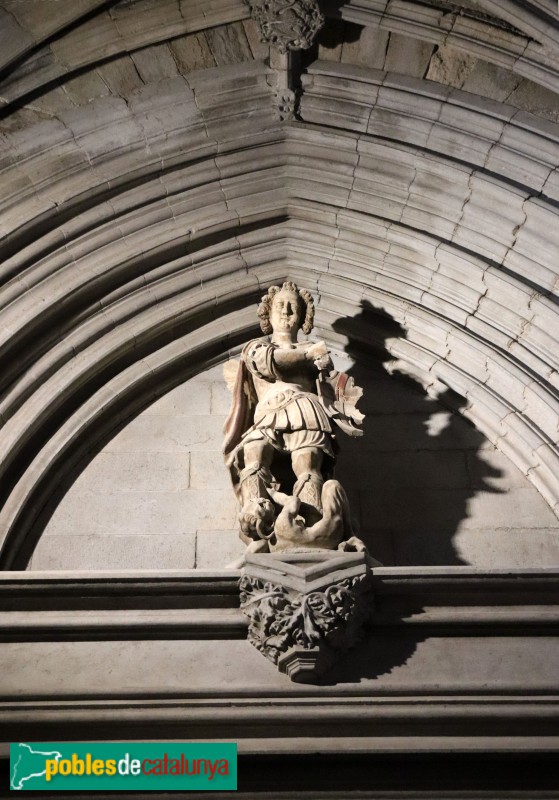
[331,300,504,567]
[317,300,505,685]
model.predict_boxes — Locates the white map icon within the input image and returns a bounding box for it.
[10,743,63,790]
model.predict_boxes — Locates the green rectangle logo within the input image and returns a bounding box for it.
[10,742,237,791]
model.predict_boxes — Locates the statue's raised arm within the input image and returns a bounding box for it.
[223,282,365,555]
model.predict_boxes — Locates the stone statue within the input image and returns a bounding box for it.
[223,282,365,555]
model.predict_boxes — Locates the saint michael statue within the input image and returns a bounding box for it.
[223,282,366,555]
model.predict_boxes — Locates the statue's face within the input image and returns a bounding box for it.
[270,289,301,334]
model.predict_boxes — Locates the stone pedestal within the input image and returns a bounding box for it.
[239,551,378,682]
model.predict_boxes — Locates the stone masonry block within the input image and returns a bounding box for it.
[131,44,180,83]
[355,375,429,416]
[384,33,435,78]
[106,415,226,453]
[98,54,147,98]
[466,447,529,490]
[204,22,253,67]
[342,26,389,70]
[337,450,470,490]
[390,527,465,566]
[361,488,474,533]
[211,378,233,415]
[31,532,196,570]
[190,452,231,493]
[464,487,559,530]
[169,32,217,73]
[45,492,200,536]
[71,451,190,494]
[195,530,244,569]
[454,528,559,568]
[146,381,212,416]
[64,70,111,105]
[189,490,238,530]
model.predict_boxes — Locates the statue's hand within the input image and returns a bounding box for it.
[306,341,328,359]
[305,341,332,371]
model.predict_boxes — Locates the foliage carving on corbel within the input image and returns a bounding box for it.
[239,572,371,665]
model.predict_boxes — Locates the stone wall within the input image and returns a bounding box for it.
[31,357,559,570]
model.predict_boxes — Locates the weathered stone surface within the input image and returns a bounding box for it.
[205,21,253,66]
[341,25,389,70]
[97,54,146,97]
[168,32,217,73]
[507,80,559,123]
[384,33,435,77]
[130,42,180,82]
[241,18,269,60]
[461,60,522,102]
[64,69,111,105]
[426,44,478,89]
[0,6,35,70]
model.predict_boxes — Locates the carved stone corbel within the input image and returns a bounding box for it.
[243,0,325,53]
[239,552,375,682]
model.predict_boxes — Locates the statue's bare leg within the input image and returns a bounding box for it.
[291,447,324,514]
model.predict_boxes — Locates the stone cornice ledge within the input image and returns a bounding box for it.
[1,567,559,752]
[1,567,558,639]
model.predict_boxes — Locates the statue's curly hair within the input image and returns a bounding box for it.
[257,281,315,335]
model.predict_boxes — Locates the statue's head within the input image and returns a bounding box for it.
[239,498,275,540]
[257,282,315,335]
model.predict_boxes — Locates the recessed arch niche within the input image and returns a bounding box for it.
[29,345,559,570]
[1,26,558,570]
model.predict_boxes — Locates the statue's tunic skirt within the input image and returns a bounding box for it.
[254,389,331,432]
[241,339,334,457]
[245,390,334,456]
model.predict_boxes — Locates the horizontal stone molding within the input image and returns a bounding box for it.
[1,567,559,748]
[1,566,559,635]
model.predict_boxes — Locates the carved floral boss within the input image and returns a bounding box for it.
[243,0,325,52]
